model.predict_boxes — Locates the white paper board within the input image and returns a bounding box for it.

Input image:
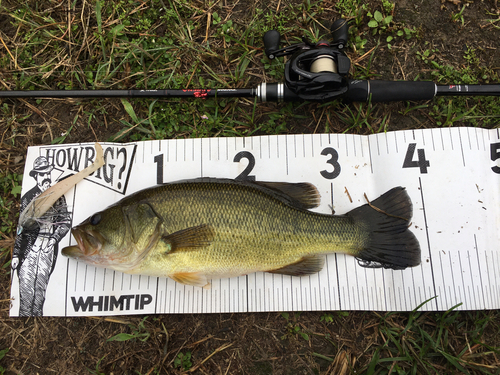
[10,128,500,316]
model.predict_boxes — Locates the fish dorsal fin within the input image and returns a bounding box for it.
[253,181,321,209]
[162,224,215,253]
[165,178,320,210]
[169,272,210,288]
[123,202,162,244]
[267,256,325,276]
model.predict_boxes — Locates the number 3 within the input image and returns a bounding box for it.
[320,147,341,179]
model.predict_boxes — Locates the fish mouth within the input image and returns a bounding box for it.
[62,227,103,259]
[61,245,84,258]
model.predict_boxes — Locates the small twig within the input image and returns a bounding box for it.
[204,12,211,43]
[0,33,18,69]
[364,193,408,221]
[344,187,352,203]
[187,342,234,373]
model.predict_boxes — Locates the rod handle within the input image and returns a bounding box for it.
[346,80,437,102]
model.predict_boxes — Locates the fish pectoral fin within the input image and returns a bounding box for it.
[162,224,215,253]
[254,181,321,209]
[169,272,210,288]
[123,202,162,244]
[267,256,325,276]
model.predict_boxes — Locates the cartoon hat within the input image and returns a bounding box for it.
[29,156,54,177]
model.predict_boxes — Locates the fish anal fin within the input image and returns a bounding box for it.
[268,256,325,277]
[169,272,210,288]
[163,224,214,253]
[255,181,321,209]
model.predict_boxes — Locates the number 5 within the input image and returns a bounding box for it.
[491,143,500,174]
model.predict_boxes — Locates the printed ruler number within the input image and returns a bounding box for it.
[491,143,500,174]
[234,151,256,181]
[320,147,341,179]
[154,154,164,184]
[403,143,430,174]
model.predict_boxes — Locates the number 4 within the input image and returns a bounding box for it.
[403,143,430,174]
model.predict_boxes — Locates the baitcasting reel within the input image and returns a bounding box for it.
[263,19,351,101]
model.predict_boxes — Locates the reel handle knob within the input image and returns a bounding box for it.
[331,19,349,49]
[263,30,281,59]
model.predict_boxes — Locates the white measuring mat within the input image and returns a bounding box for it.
[10,127,500,316]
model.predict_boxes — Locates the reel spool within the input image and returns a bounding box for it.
[310,55,337,74]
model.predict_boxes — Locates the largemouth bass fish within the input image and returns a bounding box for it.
[62,178,420,288]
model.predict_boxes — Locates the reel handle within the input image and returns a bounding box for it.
[263,30,281,59]
[330,19,349,49]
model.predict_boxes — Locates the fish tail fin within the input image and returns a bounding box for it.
[347,187,421,270]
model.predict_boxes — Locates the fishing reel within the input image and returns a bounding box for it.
[263,19,351,101]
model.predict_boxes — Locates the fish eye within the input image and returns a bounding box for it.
[90,213,102,226]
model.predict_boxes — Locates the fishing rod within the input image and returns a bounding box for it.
[1,19,499,103]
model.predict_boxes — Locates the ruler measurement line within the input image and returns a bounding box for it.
[430,129,436,151]
[458,128,466,166]
[485,252,493,309]
[65,259,69,316]
[418,177,438,310]
[310,134,314,158]
[102,269,106,291]
[154,277,159,314]
[439,128,445,151]
[410,269,418,310]
[367,137,374,174]
[447,252,458,308]
[246,275,249,312]
[353,259,360,309]
[294,134,297,158]
[458,251,468,310]
[83,265,88,292]
[492,250,499,308]
[382,270,387,311]
[438,252,449,309]
[449,128,455,151]
[467,249,478,308]
[401,272,407,311]
[474,235,487,308]
[285,135,289,175]
[364,268,369,310]
[200,139,203,177]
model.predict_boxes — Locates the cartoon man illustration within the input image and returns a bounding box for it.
[12,156,71,316]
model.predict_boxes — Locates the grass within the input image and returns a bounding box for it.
[1,0,500,373]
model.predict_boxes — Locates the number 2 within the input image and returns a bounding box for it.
[233,151,256,181]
